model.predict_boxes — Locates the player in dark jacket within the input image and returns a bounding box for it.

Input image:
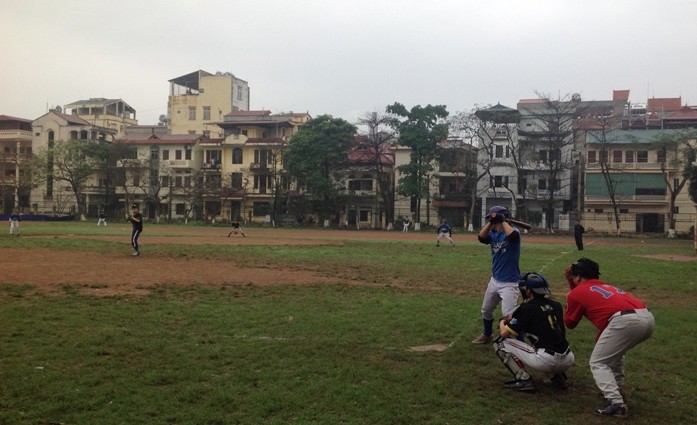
[494,272,575,392]
[128,204,143,256]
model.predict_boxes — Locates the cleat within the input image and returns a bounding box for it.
[503,378,536,392]
[132,251,140,256]
[471,334,492,344]
[594,403,628,418]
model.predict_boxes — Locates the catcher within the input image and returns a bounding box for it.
[564,258,655,418]
[494,272,575,392]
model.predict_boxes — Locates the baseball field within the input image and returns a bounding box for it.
[0,222,695,424]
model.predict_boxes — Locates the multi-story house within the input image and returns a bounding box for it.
[0,115,33,213]
[210,110,310,223]
[582,128,695,234]
[114,133,205,221]
[31,109,117,216]
[167,70,250,135]
[63,98,137,138]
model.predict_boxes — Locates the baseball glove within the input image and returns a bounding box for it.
[489,213,505,224]
[564,264,575,290]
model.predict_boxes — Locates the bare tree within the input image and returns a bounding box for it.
[356,111,397,229]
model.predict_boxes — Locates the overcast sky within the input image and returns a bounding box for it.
[3,0,697,126]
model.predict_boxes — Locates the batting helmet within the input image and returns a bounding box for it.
[518,272,551,295]
[486,206,511,220]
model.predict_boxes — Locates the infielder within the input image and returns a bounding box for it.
[97,211,107,226]
[127,204,143,256]
[494,272,575,392]
[228,220,246,237]
[564,258,654,418]
[435,219,454,246]
[472,206,521,344]
[9,210,21,236]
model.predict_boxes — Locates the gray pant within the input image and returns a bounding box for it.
[590,308,655,405]
[480,277,520,320]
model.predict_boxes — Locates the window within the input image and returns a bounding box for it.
[203,106,211,120]
[175,150,182,160]
[161,176,170,187]
[254,149,272,164]
[539,150,548,162]
[359,210,369,221]
[184,176,191,188]
[133,173,140,186]
[252,202,269,216]
[620,208,629,214]
[175,176,182,188]
[232,148,243,164]
[231,173,243,189]
[162,150,169,160]
[185,149,191,160]
[656,150,666,163]
[625,151,634,163]
[599,150,608,163]
[594,208,603,213]
[506,146,510,158]
[637,151,648,163]
[538,179,547,190]
[613,151,622,163]
[237,85,243,100]
[494,176,508,188]
[587,151,596,163]
[176,203,186,215]
[150,147,159,160]
[518,177,527,193]
[673,206,679,214]
[495,145,504,158]
[549,149,561,162]
[674,178,680,189]
[188,106,196,120]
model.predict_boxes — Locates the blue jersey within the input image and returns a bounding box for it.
[9,213,20,221]
[437,223,451,234]
[480,228,520,282]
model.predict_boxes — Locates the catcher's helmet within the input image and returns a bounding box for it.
[486,206,511,220]
[519,272,550,295]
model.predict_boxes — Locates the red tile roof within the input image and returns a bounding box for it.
[0,114,32,123]
[664,106,697,120]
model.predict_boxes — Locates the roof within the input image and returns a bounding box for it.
[224,110,271,117]
[168,70,214,90]
[116,134,204,145]
[64,98,136,113]
[54,112,91,125]
[647,97,682,113]
[613,90,630,102]
[585,129,685,145]
[0,114,32,123]
[517,99,546,105]
[346,146,395,166]
[664,106,697,120]
[475,103,519,123]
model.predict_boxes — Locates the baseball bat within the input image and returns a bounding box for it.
[506,218,532,230]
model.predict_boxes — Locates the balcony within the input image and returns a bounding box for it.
[201,162,222,170]
[585,162,670,171]
[168,160,193,168]
[0,129,32,140]
[432,193,470,208]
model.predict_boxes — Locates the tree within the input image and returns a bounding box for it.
[682,139,697,250]
[29,140,97,218]
[356,111,397,229]
[518,92,582,231]
[285,115,357,223]
[386,103,449,225]
[85,141,133,218]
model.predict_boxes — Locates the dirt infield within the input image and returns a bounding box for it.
[2,226,693,297]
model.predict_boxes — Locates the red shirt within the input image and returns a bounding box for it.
[564,279,647,338]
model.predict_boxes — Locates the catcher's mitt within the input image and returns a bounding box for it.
[564,264,575,290]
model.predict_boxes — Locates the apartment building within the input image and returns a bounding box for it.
[64,98,137,138]
[0,115,33,213]
[209,110,310,223]
[167,70,250,135]
[31,109,117,216]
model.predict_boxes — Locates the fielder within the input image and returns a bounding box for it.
[228,220,246,237]
[9,210,21,236]
[494,272,575,392]
[402,216,410,233]
[127,204,143,256]
[564,258,655,418]
[472,206,521,344]
[97,211,107,226]
[435,219,454,246]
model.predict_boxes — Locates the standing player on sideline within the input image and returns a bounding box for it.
[435,219,454,247]
[128,204,143,256]
[472,206,521,344]
[494,272,575,392]
[402,216,410,233]
[228,220,246,237]
[9,209,21,237]
[564,258,655,418]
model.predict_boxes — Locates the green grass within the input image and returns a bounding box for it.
[0,223,695,424]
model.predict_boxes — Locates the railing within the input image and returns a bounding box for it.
[168,160,191,167]
[0,130,32,139]
[250,163,267,170]
[585,162,670,170]
[585,194,666,202]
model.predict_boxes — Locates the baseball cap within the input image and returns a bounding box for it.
[131,204,139,209]
[571,258,600,278]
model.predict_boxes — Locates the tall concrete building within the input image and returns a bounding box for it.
[0,115,33,212]
[63,98,137,138]
[167,70,250,136]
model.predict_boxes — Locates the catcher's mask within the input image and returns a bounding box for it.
[518,272,550,297]
[571,258,600,279]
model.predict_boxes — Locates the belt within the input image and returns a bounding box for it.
[543,347,570,356]
[619,309,636,315]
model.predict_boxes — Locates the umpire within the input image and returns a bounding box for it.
[564,258,655,418]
